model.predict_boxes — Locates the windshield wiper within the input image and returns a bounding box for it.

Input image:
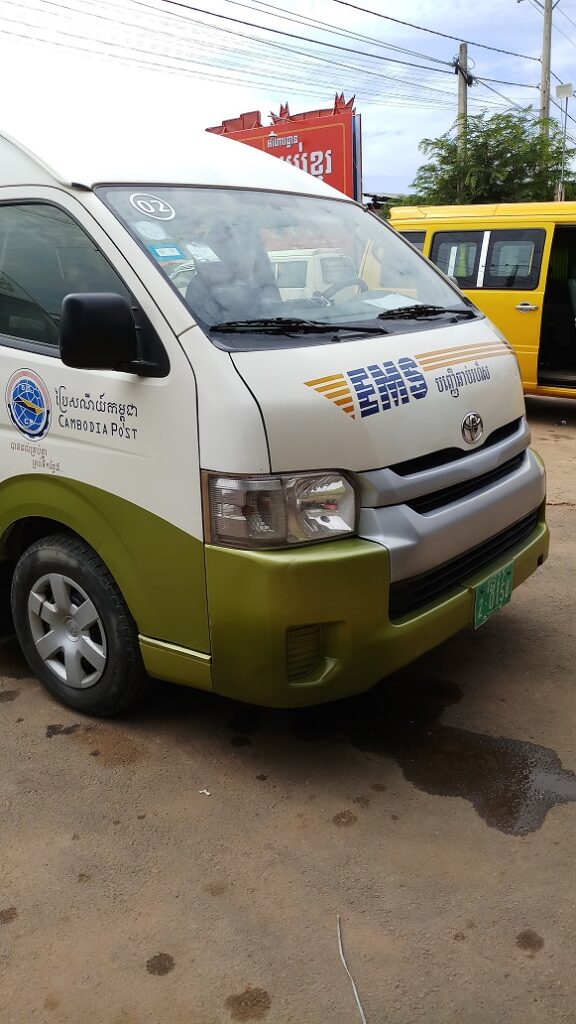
[210,317,388,335]
[376,304,478,321]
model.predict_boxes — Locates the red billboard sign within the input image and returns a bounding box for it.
[207,94,362,200]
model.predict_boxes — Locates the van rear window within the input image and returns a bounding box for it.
[430,228,544,290]
[484,230,545,289]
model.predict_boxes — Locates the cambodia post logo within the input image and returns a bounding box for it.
[6,369,51,440]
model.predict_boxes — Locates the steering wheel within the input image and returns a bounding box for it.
[322,277,369,301]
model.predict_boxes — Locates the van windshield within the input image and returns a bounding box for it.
[98,187,478,349]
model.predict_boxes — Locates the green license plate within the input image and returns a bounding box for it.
[473,563,514,628]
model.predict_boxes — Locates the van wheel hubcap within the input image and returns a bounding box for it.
[28,573,107,689]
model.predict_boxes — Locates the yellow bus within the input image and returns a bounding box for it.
[388,203,576,398]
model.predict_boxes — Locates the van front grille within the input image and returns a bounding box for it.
[389,418,521,477]
[388,508,540,621]
[407,452,525,514]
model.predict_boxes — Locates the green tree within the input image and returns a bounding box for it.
[410,108,575,204]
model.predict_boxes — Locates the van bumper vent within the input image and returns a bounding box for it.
[286,624,324,681]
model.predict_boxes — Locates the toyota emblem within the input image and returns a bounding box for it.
[461,412,484,444]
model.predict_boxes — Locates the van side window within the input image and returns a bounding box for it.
[484,229,545,290]
[0,203,130,347]
[399,231,425,252]
[321,254,355,283]
[429,231,484,288]
[272,260,308,289]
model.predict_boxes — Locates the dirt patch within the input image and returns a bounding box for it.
[206,883,227,897]
[73,725,146,767]
[332,810,357,827]
[516,929,544,953]
[146,953,175,976]
[0,906,18,924]
[46,724,81,738]
[225,987,271,1021]
[0,689,19,703]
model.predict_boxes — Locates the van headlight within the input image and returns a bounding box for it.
[204,471,357,548]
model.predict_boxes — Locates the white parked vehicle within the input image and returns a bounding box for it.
[0,125,548,715]
[267,248,356,300]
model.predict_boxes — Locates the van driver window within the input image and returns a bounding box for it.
[0,204,130,347]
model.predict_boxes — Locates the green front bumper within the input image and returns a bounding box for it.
[200,504,549,708]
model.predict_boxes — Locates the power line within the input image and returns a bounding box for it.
[328,0,542,62]
[0,0,477,110]
[157,0,457,75]
[557,4,576,31]
[7,0,456,98]
[0,0,525,119]
[527,0,576,49]
[0,11,477,110]
[479,75,538,89]
[221,0,450,66]
[474,78,527,110]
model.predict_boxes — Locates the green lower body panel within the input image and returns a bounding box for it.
[200,506,549,708]
[139,636,212,690]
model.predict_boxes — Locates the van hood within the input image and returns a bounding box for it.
[231,319,524,473]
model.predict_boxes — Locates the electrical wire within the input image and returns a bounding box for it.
[557,4,576,32]
[0,0,525,117]
[527,0,576,49]
[156,0,457,75]
[1,0,492,112]
[327,0,542,62]
[474,78,527,111]
[2,0,458,102]
[0,22,471,108]
[221,0,450,66]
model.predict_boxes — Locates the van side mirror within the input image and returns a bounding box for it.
[59,293,154,374]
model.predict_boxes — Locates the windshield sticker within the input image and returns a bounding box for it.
[6,369,51,439]
[148,244,185,261]
[305,341,509,419]
[129,193,175,220]
[134,220,168,241]
[185,243,220,262]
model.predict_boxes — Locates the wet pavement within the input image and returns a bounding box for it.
[1,396,575,1024]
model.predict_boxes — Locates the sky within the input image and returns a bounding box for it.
[1,0,576,194]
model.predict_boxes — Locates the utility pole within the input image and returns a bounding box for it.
[540,0,553,134]
[457,42,468,154]
[555,82,572,200]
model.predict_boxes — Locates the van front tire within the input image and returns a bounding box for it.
[11,534,150,716]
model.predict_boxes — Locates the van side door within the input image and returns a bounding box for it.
[429,227,548,391]
[0,193,209,658]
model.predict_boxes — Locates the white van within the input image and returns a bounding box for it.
[267,248,356,300]
[0,127,548,715]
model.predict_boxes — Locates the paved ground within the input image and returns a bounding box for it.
[1,397,575,1024]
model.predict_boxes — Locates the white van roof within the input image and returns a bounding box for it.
[0,124,347,199]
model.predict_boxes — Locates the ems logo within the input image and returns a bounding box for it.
[305,357,428,420]
[6,369,51,440]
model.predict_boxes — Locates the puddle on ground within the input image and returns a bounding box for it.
[290,678,576,836]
